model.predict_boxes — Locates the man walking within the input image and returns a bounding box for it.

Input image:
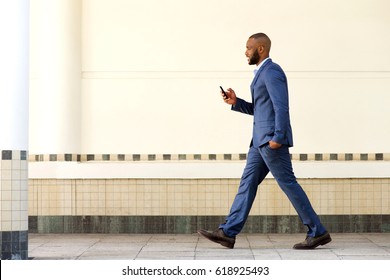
[198,33,331,250]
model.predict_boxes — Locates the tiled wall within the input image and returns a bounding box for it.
[1,150,29,260]
[27,152,390,233]
[28,177,390,233]
[27,178,390,216]
[1,151,29,232]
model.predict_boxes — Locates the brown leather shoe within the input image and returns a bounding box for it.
[197,229,235,249]
[293,231,332,249]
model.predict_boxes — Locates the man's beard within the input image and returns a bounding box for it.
[248,50,260,65]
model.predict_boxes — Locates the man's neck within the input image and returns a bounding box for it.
[256,56,270,66]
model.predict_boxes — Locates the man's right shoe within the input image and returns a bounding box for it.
[197,229,235,249]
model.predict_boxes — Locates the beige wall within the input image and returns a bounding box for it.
[30,0,390,156]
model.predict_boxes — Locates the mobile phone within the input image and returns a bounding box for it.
[220,86,228,99]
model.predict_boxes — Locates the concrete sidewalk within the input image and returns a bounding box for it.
[28,233,390,260]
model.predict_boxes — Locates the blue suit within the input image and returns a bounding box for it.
[220,59,327,238]
[233,59,293,148]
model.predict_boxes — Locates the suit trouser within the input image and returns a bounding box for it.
[219,144,327,238]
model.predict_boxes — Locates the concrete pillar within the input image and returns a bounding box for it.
[0,0,29,260]
[30,0,81,155]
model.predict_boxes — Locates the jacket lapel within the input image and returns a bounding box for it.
[250,58,272,99]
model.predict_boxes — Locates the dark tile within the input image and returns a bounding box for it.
[224,154,232,160]
[148,154,156,161]
[242,217,253,233]
[194,154,201,160]
[64,216,75,233]
[72,216,84,233]
[107,216,120,233]
[132,154,140,161]
[266,216,277,233]
[174,216,195,234]
[91,216,107,233]
[342,215,353,232]
[117,216,130,233]
[167,216,176,234]
[179,154,186,160]
[201,216,224,231]
[369,215,382,232]
[1,252,11,260]
[21,251,28,260]
[299,154,308,161]
[82,216,93,233]
[2,240,12,252]
[330,153,338,160]
[243,216,262,233]
[345,153,353,161]
[20,151,27,160]
[259,216,271,232]
[38,216,64,233]
[2,150,12,160]
[52,216,64,233]
[381,215,390,232]
[2,232,12,242]
[143,216,162,233]
[102,154,110,161]
[28,216,38,233]
[315,154,323,161]
[289,216,306,233]
[65,154,72,161]
[125,216,139,233]
[1,231,28,260]
[87,154,95,161]
[49,154,57,161]
[322,215,342,233]
[11,231,20,241]
[239,154,247,160]
[208,154,216,160]
[163,154,171,160]
[20,230,28,242]
[134,216,145,233]
[149,216,168,233]
[118,154,125,161]
[375,153,383,160]
[360,154,368,161]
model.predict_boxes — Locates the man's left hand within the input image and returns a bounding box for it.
[269,141,282,149]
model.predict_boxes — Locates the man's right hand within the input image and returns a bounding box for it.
[221,88,237,105]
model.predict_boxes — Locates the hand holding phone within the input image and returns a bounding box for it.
[220,86,228,99]
[219,86,237,105]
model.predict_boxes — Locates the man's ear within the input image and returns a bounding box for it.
[258,45,265,54]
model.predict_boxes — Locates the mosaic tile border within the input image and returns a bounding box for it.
[29,153,390,162]
[28,215,390,234]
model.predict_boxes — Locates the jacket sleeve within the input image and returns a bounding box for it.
[231,98,254,115]
[264,68,290,144]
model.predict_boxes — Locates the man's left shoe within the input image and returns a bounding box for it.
[293,231,332,250]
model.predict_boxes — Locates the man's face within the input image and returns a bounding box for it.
[245,38,261,65]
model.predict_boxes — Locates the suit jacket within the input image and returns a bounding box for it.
[232,58,294,148]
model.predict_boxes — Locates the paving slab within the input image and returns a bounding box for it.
[27,233,390,260]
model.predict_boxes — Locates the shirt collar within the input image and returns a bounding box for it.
[254,57,271,75]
